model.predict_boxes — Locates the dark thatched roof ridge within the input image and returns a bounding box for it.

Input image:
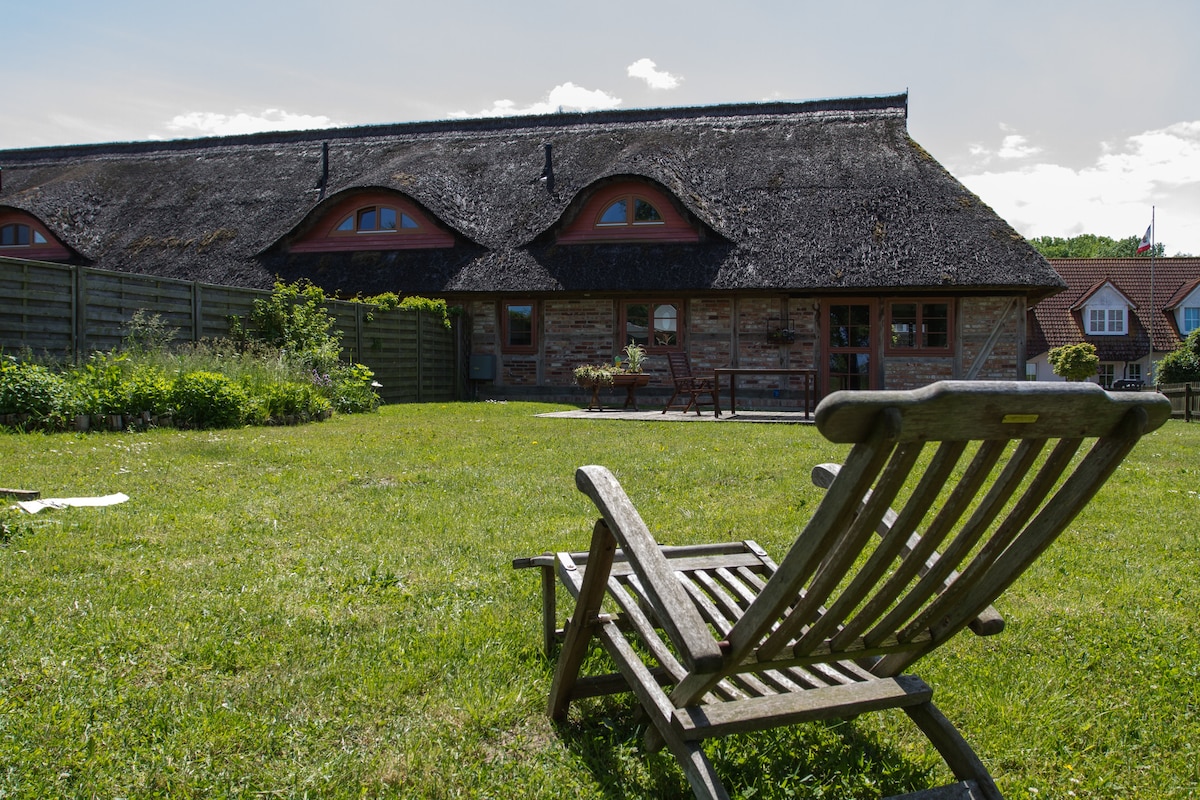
[0,92,1064,299]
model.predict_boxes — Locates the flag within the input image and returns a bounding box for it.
[1137,224,1152,254]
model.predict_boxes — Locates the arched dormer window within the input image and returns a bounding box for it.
[334,205,420,234]
[0,209,72,260]
[290,191,454,253]
[557,180,700,244]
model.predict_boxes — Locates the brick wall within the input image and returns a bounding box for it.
[469,293,1027,402]
[960,296,1023,380]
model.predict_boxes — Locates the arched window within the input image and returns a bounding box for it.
[0,210,71,260]
[1,223,48,247]
[290,191,454,253]
[596,196,664,227]
[557,180,700,244]
[334,206,420,234]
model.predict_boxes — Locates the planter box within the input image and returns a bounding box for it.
[578,373,650,411]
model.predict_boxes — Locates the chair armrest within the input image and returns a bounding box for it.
[575,465,725,672]
[811,463,1005,636]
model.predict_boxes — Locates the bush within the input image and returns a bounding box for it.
[0,356,67,416]
[121,364,174,416]
[253,380,332,423]
[326,363,381,414]
[171,371,250,429]
[1154,329,1200,384]
[1048,342,1099,382]
[241,280,343,373]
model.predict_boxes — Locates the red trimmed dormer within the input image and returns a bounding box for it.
[0,208,72,261]
[289,190,454,253]
[557,179,700,244]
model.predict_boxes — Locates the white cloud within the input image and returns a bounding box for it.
[164,109,343,137]
[968,124,1042,164]
[997,133,1041,160]
[958,120,1200,256]
[626,58,681,90]
[450,83,622,118]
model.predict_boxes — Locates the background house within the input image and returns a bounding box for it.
[0,93,1063,404]
[1029,257,1200,386]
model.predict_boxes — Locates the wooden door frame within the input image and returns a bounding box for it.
[820,298,880,394]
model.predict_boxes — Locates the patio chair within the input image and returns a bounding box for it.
[663,351,720,415]
[516,381,1170,800]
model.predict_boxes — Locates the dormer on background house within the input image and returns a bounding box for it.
[1074,281,1133,336]
[1166,278,1200,337]
[1030,258,1200,386]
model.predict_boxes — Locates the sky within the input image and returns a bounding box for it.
[6,0,1200,255]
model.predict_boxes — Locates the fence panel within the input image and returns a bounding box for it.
[0,258,460,403]
[1157,382,1197,422]
[82,269,198,353]
[0,260,75,357]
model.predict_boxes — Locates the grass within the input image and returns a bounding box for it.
[0,403,1197,799]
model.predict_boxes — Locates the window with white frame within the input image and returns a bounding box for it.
[1128,363,1142,382]
[1097,363,1115,388]
[1184,307,1200,335]
[1086,307,1126,335]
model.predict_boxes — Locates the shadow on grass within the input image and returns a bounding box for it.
[555,694,937,800]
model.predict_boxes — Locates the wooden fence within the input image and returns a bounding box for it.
[1157,383,1198,422]
[0,257,462,404]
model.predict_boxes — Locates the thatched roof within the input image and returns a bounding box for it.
[0,93,1063,299]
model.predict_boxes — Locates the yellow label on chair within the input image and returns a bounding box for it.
[1002,414,1039,424]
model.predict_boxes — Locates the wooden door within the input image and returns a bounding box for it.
[823,300,877,392]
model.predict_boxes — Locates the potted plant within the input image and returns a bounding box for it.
[574,364,617,387]
[768,328,796,345]
[621,342,646,373]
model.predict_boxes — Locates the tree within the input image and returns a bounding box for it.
[1028,233,1166,259]
[1154,328,1200,384]
[1048,342,1099,382]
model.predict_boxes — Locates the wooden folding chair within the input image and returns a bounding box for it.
[663,352,720,415]
[516,381,1170,799]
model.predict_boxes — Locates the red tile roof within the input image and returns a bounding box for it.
[1031,258,1200,360]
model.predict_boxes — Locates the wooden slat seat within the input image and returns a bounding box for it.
[516,380,1171,800]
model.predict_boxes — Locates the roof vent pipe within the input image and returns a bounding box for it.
[315,142,329,201]
[539,143,554,195]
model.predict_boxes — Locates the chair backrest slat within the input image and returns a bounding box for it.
[667,352,693,380]
[895,437,1083,645]
[707,382,1169,692]
[820,440,967,651]
[776,442,924,656]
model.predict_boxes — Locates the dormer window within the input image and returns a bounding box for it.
[596,197,664,227]
[1076,281,1133,337]
[1,223,48,247]
[289,191,454,253]
[0,210,72,260]
[1184,307,1200,335]
[557,180,700,244]
[1087,308,1125,335]
[335,206,420,234]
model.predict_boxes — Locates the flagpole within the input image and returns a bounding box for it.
[1149,206,1156,369]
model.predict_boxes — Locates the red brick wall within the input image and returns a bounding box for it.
[469,293,1026,400]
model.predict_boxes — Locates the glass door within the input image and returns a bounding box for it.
[824,301,877,392]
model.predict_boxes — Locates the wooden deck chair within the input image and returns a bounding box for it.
[516,381,1170,800]
[663,352,720,415]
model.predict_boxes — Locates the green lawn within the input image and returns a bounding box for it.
[1,403,1197,799]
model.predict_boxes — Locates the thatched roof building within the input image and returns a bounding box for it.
[1,93,1064,401]
[1,93,1060,299]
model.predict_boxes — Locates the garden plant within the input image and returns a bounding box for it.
[0,283,386,432]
